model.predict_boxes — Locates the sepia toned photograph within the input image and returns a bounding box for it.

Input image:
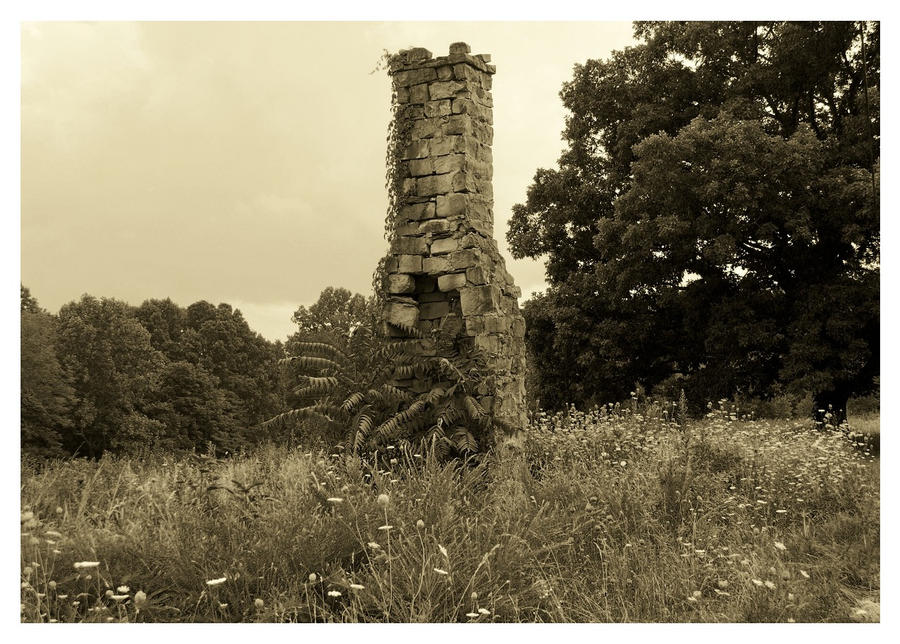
[18,16,880,626]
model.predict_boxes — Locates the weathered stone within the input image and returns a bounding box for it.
[449,42,471,54]
[420,300,450,320]
[429,80,467,100]
[433,154,466,175]
[419,218,452,234]
[399,202,435,221]
[437,272,467,291]
[392,236,427,254]
[430,135,464,156]
[385,300,419,328]
[402,140,429,160]
[423,256,451,274]
[408,158,433,176]
[436,193,467,217]
[425,100,452,118]
[450,249,480,270]
[460,285,499,316]
[466,266,487,284]
[416,173,455,196]
[430,237,459,255]
[410,83,429,103]
[397,254,422,273]
[387,274,415,294]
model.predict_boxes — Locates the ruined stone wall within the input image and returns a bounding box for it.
[379,42,527,443]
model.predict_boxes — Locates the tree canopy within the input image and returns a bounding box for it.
[508,21,879,419]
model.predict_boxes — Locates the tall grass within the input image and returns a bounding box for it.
[20,405,879,622]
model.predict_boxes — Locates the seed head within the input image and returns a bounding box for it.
[377,494,390,508]
[254,598,265,609]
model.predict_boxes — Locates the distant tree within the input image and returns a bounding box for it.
[182,301,282,431]
[142,361,239,453]
[55,295,164,457]
[21,288,74,456]
[21,284,40,314]
[288,287,376,346]
[134,298,189,360]
[508,21,879,421]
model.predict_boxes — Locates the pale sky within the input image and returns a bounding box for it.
[21,21,635,341]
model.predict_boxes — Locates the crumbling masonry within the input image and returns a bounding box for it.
[379,42,527,444]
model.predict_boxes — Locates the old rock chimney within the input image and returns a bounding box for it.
[379,42,527,444]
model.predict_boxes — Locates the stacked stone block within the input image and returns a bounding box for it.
[380,43,527,442]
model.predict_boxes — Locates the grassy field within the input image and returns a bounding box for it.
[20,405,879,623]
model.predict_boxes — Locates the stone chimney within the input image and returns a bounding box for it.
[379,42,527,444]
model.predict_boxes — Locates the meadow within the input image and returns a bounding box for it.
[20,403,879,623]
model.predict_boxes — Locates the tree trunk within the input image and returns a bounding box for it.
[812,385,850,427]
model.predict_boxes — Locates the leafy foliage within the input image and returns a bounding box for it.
[21,290,74,457]
[508,21,879,419]
[268,320,494,458]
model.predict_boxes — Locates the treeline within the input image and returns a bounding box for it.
[21,286,288,458]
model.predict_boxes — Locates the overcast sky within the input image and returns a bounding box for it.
[21,21,635,341]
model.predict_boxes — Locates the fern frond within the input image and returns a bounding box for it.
[386,320,422,338]
[341,391,366,413]
[281,355,341,371]
[289,342,348,362]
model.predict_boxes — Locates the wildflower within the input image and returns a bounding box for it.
[23,566,33,578]
[471,591,478,600]
[349,583,365,590]
[117,585,130,593]
[764,580,776,590]
[378,525,393,531]
[45,530,63,539]
[620,461,627,467]
[52,549,62,555]
[74,561,100,570]
[367,542,381,550]
[717,580,729,589]
[48,580,56,590]
[57,594,68,600]
[751,579,763,587]
[416,519,425,530]
[56,506,63,515]
[376,494,390,507]
[438,544,448,558]
[774,541,787,551]
[84,575,92,581]
[466,612,480,618]
[433,568,449,575]
[692,590,702,599]
[21,511,34,522]
[326,497,344,504]
[776,509,788,514]
[478,607,490,615]
[254,598,265,609]
[327,590,342,598]
[799,570,810,579]
[308,573,318,583]
[218,603,228,609]
[111,594,129,601]
[206,577,227,586]
[134,591,147,609]
[787,593,795,602]
[105,589,114,598]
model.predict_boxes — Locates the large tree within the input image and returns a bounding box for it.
[55,295,164,456]
[508,21,879,420]
[21,287,74,456]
